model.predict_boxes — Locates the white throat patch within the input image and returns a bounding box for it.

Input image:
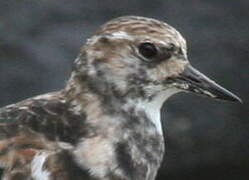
[138,88,180,135]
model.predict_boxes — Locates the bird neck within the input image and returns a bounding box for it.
[64,74,166,180]
[64,71,178,135]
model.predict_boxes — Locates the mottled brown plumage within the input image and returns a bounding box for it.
[0,16,241,180]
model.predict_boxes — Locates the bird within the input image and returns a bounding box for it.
[0,16,242,180]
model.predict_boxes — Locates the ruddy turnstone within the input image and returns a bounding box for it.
[0,16,241,180]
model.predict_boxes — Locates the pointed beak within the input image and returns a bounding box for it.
[177,64,242,103]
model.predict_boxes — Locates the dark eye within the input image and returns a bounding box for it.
[138,42,157,59]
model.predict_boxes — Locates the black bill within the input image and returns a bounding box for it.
[177,64,242,103]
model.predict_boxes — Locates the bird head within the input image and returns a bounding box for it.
[73,16,241,104]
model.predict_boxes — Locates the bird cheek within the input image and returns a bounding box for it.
[151,60,188,81]
[166,59,189,76]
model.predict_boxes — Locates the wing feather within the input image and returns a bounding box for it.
[0,91,88,179]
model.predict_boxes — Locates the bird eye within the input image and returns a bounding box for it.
[138,42,157,59]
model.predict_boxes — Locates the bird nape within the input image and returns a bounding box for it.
[0,16,241,180]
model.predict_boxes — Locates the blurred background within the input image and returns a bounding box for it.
[0,0,248,179]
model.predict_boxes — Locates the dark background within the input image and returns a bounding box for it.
[0,0,248,179]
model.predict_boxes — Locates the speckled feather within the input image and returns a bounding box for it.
[0,16,190,180]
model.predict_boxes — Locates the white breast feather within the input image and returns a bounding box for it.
[31,152,51,180]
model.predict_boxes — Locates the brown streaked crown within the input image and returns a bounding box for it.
[97,16,175,36]
[94,16,187,54]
